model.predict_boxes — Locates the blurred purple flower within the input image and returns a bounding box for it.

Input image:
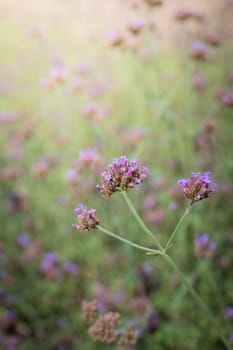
[63,260,79,275]
[16,233,31,249]
[221,91,233,107]
[41,252,57,271]
[73,204,99,232]
[168,201,177,211]
[225,306,233,320]
[74,61,90,75]
[189,41,209,60]
[4,310,16,320]
[146,310,158,333]
[128,18,146,35]
[107,30,124,47]
[65,168,77,185]
[194,233,217,258]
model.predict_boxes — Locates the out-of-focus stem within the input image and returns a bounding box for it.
[163,254,231,350]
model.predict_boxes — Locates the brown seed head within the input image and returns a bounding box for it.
[81,300,97,322]
[118,327,139,348]
[88,312,120,344]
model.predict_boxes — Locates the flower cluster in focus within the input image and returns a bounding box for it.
[96,156,147,197]
[177,171,214,203]
[73,204,99,232]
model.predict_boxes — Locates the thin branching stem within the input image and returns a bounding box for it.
[163,205,190,253]
[98,192,230,349]
[97,225,162,256]
[121,191,163,251]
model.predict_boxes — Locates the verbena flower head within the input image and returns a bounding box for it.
[96,156,147,197]
[73,204,99,232]
[177,171,214,204]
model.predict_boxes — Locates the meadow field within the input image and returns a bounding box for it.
[0,0,233,349]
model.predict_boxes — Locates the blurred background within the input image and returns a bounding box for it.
[0,0,232,349]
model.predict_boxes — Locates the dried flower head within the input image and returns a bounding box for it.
[73,204,99,232]
[194,233,217,258]
[177,171,214,203]
[97,156,147,197]
[118,327,139,348]
[88,312,120,344]
[81,300,97,322]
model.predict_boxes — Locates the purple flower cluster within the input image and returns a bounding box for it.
[194,233,217,258]
[40,252,57,271]
[73,204,99,232]
[16,232,31,249]
[177,171,214,203]
[189,41,209,60]
[225,306,233,320]
[63,260,79,275]
[96,156,147,197]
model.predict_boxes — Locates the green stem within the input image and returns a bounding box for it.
[164,206,190,253]
[121,191,163,251]
[163,254,231,350]
[206,264,225,320]
[172,260,208,307]
[97,225,162,255]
